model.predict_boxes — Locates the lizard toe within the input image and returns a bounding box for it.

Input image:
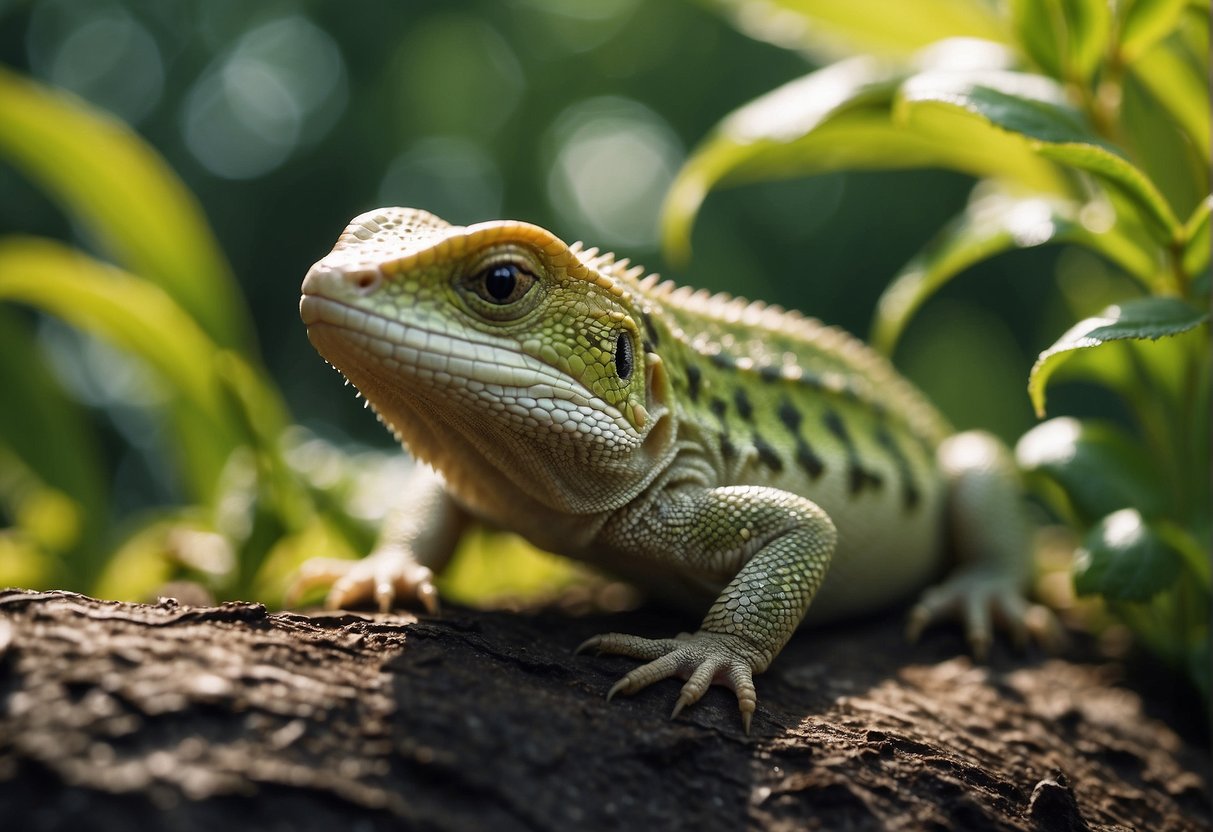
[288,550,439,613]
[582,629,763,733]
[907,567,1060,656]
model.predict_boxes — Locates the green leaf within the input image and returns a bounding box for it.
[1015,417,1165,525]
[1073,509,1182,601]
[1130,36,1211,153]
[0,67,252,352]
[897,72,1183,238]
[1182,196,1210,282]
[0,237,243,500]
[0,310,106,544]
[1010,0,1113,82]
[1118,0,1190,62]
[702,0,1007,57]
[1028,296,1209,416]
[871,186,1159,352]
[662,46,1064,259]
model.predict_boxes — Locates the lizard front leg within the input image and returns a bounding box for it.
[288,465,470,612]
[579,485,836,734]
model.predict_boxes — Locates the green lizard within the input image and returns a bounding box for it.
[294,207,1048,733]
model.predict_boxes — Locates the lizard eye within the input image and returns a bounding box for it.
[614,331,634,381]
[471,262,535,305]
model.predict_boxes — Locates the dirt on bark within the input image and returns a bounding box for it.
[0,589,1208,831]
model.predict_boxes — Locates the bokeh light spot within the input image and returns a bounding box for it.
[181,15,347,180]
[378,138,503,225]
[546,97,682,251]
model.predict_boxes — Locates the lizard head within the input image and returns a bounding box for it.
[300,207,676,516]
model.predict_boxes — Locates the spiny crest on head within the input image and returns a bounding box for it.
[568,240,652,305]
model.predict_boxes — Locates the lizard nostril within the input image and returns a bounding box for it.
[350,270,381,294]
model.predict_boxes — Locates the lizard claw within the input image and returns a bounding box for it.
[907,567,1060,656]
[287,550,440,613]
[579,630,760,734]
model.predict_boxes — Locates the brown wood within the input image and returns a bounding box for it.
[0,589,1207,830]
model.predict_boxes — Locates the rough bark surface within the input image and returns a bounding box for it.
[0,589,1208,831]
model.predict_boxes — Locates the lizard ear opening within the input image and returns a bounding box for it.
[614,332,634,382]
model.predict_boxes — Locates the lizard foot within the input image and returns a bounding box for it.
[906,567,1063,658]
[285,549,439,614]
[576,630,760,734]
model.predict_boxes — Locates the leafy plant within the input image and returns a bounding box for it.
[669,0,1209,696]
[0,65,428,606]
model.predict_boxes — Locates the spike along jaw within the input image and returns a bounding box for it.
[300,212,672,515]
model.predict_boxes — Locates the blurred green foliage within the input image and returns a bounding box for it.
[671,0,1209,697]
[0,1,1207,694]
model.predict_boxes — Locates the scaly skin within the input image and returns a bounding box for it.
[294,207,1048,733]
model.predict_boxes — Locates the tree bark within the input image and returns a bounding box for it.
[0,589,1207,831]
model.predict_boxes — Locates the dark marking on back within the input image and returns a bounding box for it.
[848,465,884,494]
[777,400,802,431]
[877,426,921,510]
[709,351,736,370]
[776,399,824,479]
[752,434,784,472]
[719,434,737,459]
[796,440,825,479]
[823,408,883,496]
[686,365,702,403]
[709,396,728,421]
[733,389,753,421]
[759,364,783,383]
[823,409,848,441]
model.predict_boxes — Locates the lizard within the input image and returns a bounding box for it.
[293,207,1048,734]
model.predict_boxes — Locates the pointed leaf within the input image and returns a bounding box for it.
[1130,37,1211,153]
[703,0,1007,57]
[0,237,244,500]
[873,191,1076,353]
[0,67,251,351]
[1118,0,1190,62]
[1182,196,1210,282]
[1073,509,1182,600]
[0,310,106,546]
[662,45,1063,259]
[0,238,230,424]
[897,71,1183,238]
[1028,297,1208,416]
[1015,417,1165,525]
[1010,0,1113,82]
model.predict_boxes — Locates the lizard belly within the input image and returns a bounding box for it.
[802,479,946,623]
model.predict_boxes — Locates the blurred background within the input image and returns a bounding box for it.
[1,0,1204,638]
[0,0,1062,454]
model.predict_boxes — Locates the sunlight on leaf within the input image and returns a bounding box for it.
[1073,509,1181,601]
[1015,417,1165,525]
[0,67,250,350]
[1028,297,1209,416]
[0,311,106,565]
[0,239,232,429]
[897,73,1183,238]
[871,186,1161,353]
[702,0,1006,58]
[662,44,1065,260]
[874,191,1074,354]
[1181,196,1210,282]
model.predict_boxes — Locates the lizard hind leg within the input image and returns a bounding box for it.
[906,430,1060,655]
